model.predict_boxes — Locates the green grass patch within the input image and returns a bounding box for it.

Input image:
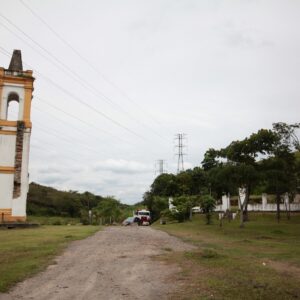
[154,213,300,299]
[27,215,81,225]
[0,225,100,292]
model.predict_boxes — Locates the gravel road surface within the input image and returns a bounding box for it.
[0,226,194,300]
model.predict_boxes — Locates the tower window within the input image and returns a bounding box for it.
[7,92,20,120]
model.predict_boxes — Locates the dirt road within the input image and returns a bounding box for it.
[0,226,194,300]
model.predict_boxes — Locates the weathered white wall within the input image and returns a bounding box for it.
[221,194,231,211]
[214,194,300,212]
[0,134,16,166]
[0,173,14,208]
[247,203,300,211]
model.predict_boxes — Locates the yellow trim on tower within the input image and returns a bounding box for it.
[23,87,33,122]
[0,120,32,128]
[0,75,34,87]
[0,130,17,135]
[0,209,26,222]
[0,208,12,215]
[0,166,15,174]
[0,120,17,127]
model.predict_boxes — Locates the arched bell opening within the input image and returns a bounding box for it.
[6,92,20,121]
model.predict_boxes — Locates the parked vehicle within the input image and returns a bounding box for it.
[134,209,151,226]
[122,216,140,226]
[122,217,134,226]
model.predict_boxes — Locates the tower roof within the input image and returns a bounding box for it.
[8,50,23,72]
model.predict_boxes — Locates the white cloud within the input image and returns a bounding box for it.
[93,159,152,174]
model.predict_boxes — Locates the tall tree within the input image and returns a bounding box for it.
[202,148,220,171]
[226,129,278,220]
[150,173,179,197]
[260,122,300,222]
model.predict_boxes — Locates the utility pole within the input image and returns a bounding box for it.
[175,133,187,174]
[155,159,167,175]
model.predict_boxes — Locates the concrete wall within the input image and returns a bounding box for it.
[247,203,300,212]
[214,193,300,212]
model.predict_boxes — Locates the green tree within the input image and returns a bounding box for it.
[176,171,193,195]
[170,195,200,222]
[93,197,121,224]
[150,173,179,197]
[261,122,300,222]
[208,165,236,199]
[202,148,220,171]
[200,195,216,225]
[220,129,277,223]
[232,164,259,227]
[189,167,209,195]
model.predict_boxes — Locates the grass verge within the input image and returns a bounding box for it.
[154,213,300,300]
[27,215,81,225]
[0,225,100,292]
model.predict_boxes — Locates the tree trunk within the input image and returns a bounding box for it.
[276,192,280,223]
[243,186,250,222]
[238,191,244,228]
[239,204,244,228]
[287,192,292,220]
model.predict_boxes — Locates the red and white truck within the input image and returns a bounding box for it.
[134,209,151,226]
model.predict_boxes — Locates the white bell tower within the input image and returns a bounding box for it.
[0,50,35,222]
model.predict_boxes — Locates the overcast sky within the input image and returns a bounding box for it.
[1,0,299,204]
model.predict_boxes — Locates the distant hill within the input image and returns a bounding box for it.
[27,182,104,217]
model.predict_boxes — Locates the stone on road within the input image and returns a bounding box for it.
[0,226,194,300]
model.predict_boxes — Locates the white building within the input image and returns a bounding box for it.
[0,50,34,222]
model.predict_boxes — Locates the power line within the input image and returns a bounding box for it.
[30,138,85,161]
[31,104,126,148]
[5,109,104,157]
[1,49,167,160]
[33,96,128,144]
[0,46,145,140]
[0,13,167,143]
[32,122,100,156]
[18,0,164,128]
[7,110,92,159]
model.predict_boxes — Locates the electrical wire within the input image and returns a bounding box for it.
[33,96,129,144]
[0,13,168,142]
[0,45,145,140]
[18,0,164,127]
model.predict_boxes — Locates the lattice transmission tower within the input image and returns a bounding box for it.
[175,133,187,174]
[155,159,167,175]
